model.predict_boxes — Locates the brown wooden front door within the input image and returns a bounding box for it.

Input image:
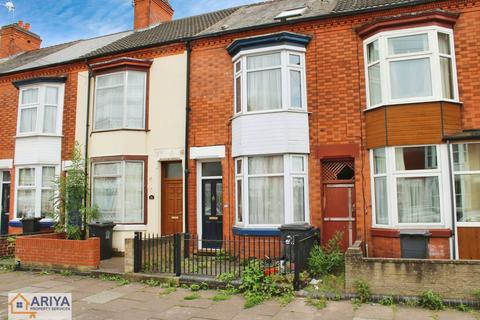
[161,162,183,235]
[322,184,356,251]
[458,227,480,259]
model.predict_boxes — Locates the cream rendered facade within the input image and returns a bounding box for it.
[75,53,187,251]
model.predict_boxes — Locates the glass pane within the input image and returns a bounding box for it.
[395,146,437,170]
[292,156,304,172]
[289,54,301,65]
[374,177,388,224]
[440,57,454,99]
[97,73,124,88]
[368,63,382,105]
[43,105,57,134]
[93,177,121,222]
[45,87,59,105]
[247,69,282,111]
[165,162,182,178]
[3,171,10,182]
[236,159,242,175]
[204,183,211,216]
[455,174,480,223]
[453,144,480,171]
[94,163,120,176]
[438,33,451,55]
[290,70,302,108]
[216,183,223,215]
[236,179,243,222]
[373,148,386,174]
[248,176,284,224]
[367,40,379,63]
[95,86,124,130]
[17,189,35,218]
[397,176,440,223]
[42,167,55,187]
[390,58,432,99]
[126,71,146,128]
[247,53,281,69]
[235,61,241,73]
[41,189,54,217]
[293,177,305,222]
[125,162,143,223]
[202,162,222,177]
[235,76,241,113]
[248,156,283,174]
[20,107,37,133]
[19,168,35,186]
[22,88,38,105]
[388,34,429,55]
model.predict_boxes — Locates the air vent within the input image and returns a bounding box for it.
[274,7,306,21]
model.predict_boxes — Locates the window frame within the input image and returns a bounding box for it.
[93,70,148,132]
[91,157,147,225]
[233,45,307,115]
[235,154,309,228]
[14,165,59,219]
[370,144,451,228]
[16,83,65,136]
[364,26,459,109]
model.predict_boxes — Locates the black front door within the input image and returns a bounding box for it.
[202,179,223,248]
[1,177,10,235]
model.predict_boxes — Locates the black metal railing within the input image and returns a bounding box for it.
[133,231,320,290]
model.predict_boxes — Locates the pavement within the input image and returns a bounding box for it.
[0,271,479,320]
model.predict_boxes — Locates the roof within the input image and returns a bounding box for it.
[332,0,435,13]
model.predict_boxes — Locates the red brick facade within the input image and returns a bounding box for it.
[0,23,41,59]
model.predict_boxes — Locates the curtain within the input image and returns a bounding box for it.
[20,107,37,133]
[368,63,382,105]
[41,190,54,217]
[42,167,55,187]
[124,162,143,223]
[290,70,302,108]
[248,156,283,174]
[93,177,120,222]
[95,73,125,130]
[440,57,453,99]
[17,189,35,218]
[293,177,305,222]
[19,168,35,186]
[367,40,379,63]
[397,176,440,223]
[22,88,38,104]
[374,177,388,224]
[438,33,451,55]
[373,148,386,174]
[455,174,480,223]
[388,34,428,55]
[45,87,58,105]
[126,72,145,128]
[249,176,284,224]
[390,58,432,99]
[247,69,282,111]
[43,106,57,134]
[247,53,281,69]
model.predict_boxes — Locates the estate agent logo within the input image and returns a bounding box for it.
[8,293,72,320]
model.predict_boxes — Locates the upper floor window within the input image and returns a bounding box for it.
[94,71,146,131]
[18,84,64,135]
[234,48,306,114]
[364,27,457,108]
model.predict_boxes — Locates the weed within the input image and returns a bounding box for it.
[456,304,472,312]
[190,284,201,292]
[212,293,231,301]
[308,232,345,277]
[307,297,327,310]
[160,287,177,296]
[99,274,130,286]
[200,282,209,290]
[184,293,200,300]
[60,270,73,277]
[474,289,480,301]
[354,280,371,303]
[419,290,444,311]
[39,269,51,275]
[141,279,161,287]
[403,298,418,308]
[379,296,395,306]
[218,272,236,284]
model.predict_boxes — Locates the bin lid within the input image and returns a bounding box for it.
[20,217,42,221]
[399,229,431,236]
[278,223,313,231]
[89,221,115,227]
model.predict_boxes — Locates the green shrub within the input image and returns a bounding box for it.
[308,232,344,277]
[190,284,201,292]
[184,293,200,300]
[379,296,394,306]
[354,280,371,303]
[141,279,160,287]
[456,304,471,312]
[218,272,236,284]
[419,290,444,310]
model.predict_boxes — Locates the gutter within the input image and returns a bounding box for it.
[184,41,192,234]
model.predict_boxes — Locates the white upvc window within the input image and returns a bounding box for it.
[452,143,480,225]
[15,165,57,219]
[94,71,147,131]
[371,145,451,228]
[364,26,458,108]
[17,84,64,136]
[92,161,144,224]
[235,154,309,227]
[233,46,307,114]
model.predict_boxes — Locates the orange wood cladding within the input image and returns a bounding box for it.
[457,227,480,260]
[365,101,462,149]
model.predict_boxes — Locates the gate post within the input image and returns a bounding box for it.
[293,235,300,291]
[134,232,141,273]
[174,233,182,276]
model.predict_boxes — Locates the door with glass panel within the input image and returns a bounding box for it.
[200,162,223,249]
[0,171,10,235]
[161,162,183,235]
[452,143,480,259]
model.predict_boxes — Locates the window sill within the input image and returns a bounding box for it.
[15,134,63,139]
[9,219,54,228]
[91,128,150,134]
[232,226,281,236]
[113,224,147,231]
[364,99,463,112]
[231,108,308,120]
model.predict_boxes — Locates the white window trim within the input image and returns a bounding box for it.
[16,83,65,137]
[93,70,147,131]
[14,165,59,219]
[364,26,459,109]
[233,44,308,116]
[370,144,451,229]
[91,160,145,224]
[235,154,309,228]
[0,171,11,216]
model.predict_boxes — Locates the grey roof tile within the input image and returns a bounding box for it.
[332,0,436,13]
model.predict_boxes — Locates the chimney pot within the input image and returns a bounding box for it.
[18,20,23,28]
[24,23,30,30]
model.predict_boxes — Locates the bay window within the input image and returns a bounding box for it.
[235,154,308,227]
[364,26,457,108]
[453,143,480,224]
[234,48,306,114]
[16,166,57,218]
[17,84,64,135]
[92,160,145,224]
[371,145,448,227]
[94,71,146,131]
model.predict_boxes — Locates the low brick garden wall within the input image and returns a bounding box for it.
[0,235,15,257]
[346,241,480,301]
[15,233,100,271]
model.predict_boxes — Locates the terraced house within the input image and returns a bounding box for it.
[0,0,480,261]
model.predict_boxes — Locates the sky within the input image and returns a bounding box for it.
[0,0,259,47]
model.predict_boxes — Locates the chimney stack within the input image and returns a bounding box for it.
[0,21,41,59]
[133,0,174,30]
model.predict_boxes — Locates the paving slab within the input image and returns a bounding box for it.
[354,304,394,320]
[81,290,125,304]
